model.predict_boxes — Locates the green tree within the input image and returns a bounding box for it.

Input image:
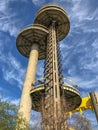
[0,99,17,129]
[0,98,31,130]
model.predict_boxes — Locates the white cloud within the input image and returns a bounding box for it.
[10,98,19,105]
[92,39,98,49]
[0,94,19,105]
[0,0,28,37]
[64,0,98,34]
[0,22,19,36]
[0,29,25,90]
[31,0,46,6]
[71,1,89,21]
[65,73,98,92]
[0,52,25,89]
[79,79,98,90]
[0,0,18,36]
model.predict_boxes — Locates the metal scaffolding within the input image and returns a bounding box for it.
[41,21,68,129]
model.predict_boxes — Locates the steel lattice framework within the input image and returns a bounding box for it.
[42,21,67,129]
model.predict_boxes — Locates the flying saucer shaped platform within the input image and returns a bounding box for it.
[16,24,48,60]
[34,4,70,41]
[30,78,81,112]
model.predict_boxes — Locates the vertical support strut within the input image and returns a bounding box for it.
[17,44,39,129]
[42,21,68,130]
[52,21,61,129]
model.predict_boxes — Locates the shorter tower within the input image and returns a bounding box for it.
[16,24,48,124]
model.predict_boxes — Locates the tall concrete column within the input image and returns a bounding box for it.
[18,43,39,123]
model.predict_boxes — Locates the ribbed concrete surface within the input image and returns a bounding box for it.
[16,24,48,59]
[34,5,70,41]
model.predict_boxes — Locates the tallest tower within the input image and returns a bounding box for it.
[16,4,81,130]
[34,5,70,129]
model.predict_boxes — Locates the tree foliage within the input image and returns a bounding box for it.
[0,98,31,130]
[0,99,17,129]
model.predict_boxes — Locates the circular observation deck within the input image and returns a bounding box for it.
[34,4,70,41]
[30,78,81,112]
[16,24,48,60]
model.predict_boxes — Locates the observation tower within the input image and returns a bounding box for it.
[16,4,82,130]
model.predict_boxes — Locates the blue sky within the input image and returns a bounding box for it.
[0,0,98,128]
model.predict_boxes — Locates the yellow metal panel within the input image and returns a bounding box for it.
[68,95,93,115]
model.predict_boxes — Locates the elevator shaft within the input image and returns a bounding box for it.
[42,21,67,130]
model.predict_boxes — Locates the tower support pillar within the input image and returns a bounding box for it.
[18,43,39,124]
